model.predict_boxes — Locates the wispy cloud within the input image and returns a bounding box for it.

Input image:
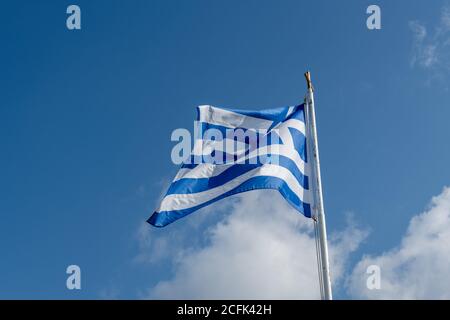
[347,187,450,299]
[409,4,450,75]
[99,287,120,300]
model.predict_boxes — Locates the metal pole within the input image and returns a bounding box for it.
[304,71,333,300]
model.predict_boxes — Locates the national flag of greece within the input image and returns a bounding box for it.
[148,104,314,227]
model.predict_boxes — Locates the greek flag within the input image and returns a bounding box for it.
[148,104,314,227]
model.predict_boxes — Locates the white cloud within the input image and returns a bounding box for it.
[409,5,450,72]
[439,5,450,33]
[99,287,120,300]
[409,21,438,68]
[347,187,450,299]
[410,20,427,42]
[143,190,367,299]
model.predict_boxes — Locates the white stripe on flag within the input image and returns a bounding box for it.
[173,164,233,182]
[198,105,274,131]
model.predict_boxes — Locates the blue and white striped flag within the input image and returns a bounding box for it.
[148,104,314,227]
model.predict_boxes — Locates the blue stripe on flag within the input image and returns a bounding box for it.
[288,127,307,162]
[148,175,312,227]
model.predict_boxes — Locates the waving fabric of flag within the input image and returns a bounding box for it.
[148,104,314,227]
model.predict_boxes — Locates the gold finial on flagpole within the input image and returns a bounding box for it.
[304,71,314,92]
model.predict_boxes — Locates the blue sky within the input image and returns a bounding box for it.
[1,0,450,299]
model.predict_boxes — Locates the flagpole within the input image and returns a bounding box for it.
[304,71,333,300]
